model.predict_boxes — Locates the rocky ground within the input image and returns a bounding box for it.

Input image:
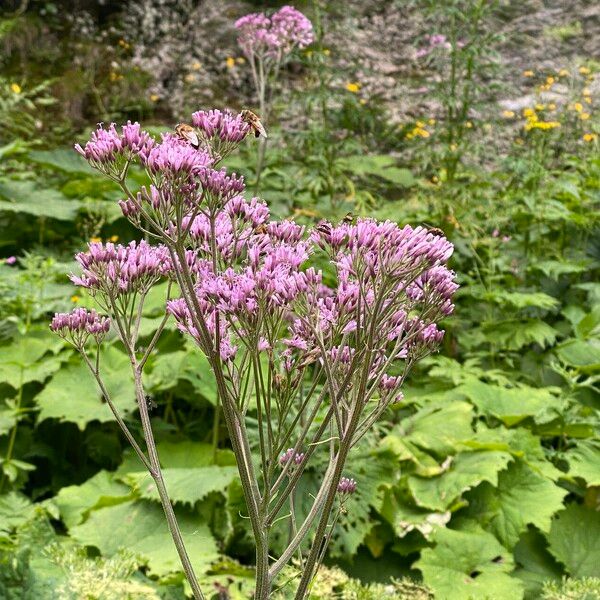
[123,0,600,125]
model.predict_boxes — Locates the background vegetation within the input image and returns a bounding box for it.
[0,1,599,598]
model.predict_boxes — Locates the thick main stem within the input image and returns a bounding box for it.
[133,371,205,600]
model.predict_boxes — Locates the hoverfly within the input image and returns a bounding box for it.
[428,227,445,237]
[342,212,355,224]
[315,220,332,237]
[254,223,269,235]
[241,109,268,139]
[175,123,200,148]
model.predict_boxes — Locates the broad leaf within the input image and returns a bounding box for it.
[457,380,561,426]
[565,440,600,486]
[55,470,132,529]
[465,461,567,548]
[125,466,238,507]
[28,149,96,175]
[397,401,474,456]
[408,450,513,511]
[0,180,82,221]
[513,529,563,599]
[416,527,524,600]
[547,504,600,577]
[70,499,219,576]
[36,347,135,430]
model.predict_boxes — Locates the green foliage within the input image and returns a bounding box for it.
[0,0,599,596]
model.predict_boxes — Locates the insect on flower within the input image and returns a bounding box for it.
[175,123,200,148]
[315,220,332,236]
[241,109,268,138]
[428,227,445,237]
[342,212,355,224]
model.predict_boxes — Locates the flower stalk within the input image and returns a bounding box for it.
[52,102,457,598]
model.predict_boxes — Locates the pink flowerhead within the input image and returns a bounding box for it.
[50,308,110,347]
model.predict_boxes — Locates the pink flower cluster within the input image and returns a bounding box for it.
[71,240,171,297]
[50,308,110,347]
[192,109,250,160]
[337,477,357,495]
[279,447,305,466]
[235,5,314,61]
[75,121,154,175]
[143,134,212,177]
[416,34,451,58]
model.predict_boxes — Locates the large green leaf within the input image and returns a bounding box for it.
[0,330,67,388]
[408,450,513,511]
[513,529,563,599]
[457,380,561,426]
[0,180,82,221]
[148,348,218,405]
[565,440,600,486]
[28,149,96,175]
[416,527,524,600]
[380,488,451,540]
[483,320,558,351]
[547,504,600,577]
[55,470,132,529]
[397,401,474,456]
[125,466,238,507]
[556,339,600,369]
[70,499,219,576]
[36,347,135,430]
[118,441,237,507]
[465,461,567,548]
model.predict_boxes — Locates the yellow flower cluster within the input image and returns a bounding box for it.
[522,107,560,131]
[345,82,361,93]
[583,133,597,142]
[405,120,432,139]
[10,83,21,94]
[225,57,245,69]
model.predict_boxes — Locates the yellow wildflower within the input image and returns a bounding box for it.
[71,295,80,303]
[236,57,246,64]
[583,87,591,96]
[450,143,457,151]
[416,120,425,128]
[580,113,590,120]
[502,110,515,118]
[573,102,583,113]
[10,83,21,94]
[184,73,196,83]
[523,107,536,117]
[584,96,592,104]
[523,70,534,77]
[226,57,236,68]
[109,235,119,242]
[118,39,130,49]
[431,175,439,183]
[583,133,597,142]
[191,61,202,70]
[525,121,561,131]
[90,237,102,243]
[548,103,557,111]
[535,103,546,111]
[345,82,361,93]
[579,66,591,75]
[428,118,436,125]
[558,69,569,77]
[546,76,555,85]
[359,98,367,105]
[323,48,331,56]
[150,94,160,102]
[466,121,473,128]
[414,128,430,138]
